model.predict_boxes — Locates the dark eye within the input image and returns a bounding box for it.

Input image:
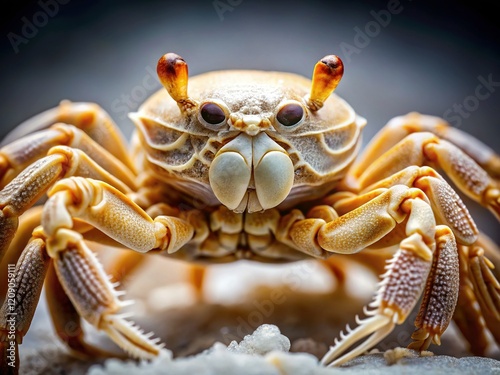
[276,103,304,127]
[200,103,226,125]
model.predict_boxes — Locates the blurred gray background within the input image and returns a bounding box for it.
[0,0,499,240]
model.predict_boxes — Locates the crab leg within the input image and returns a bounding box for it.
[104,203,181,286]
[0,145,134,261]
[280,185,467,366]
[39,176,192,358]
[320,226,458,366]
[45,260,123,359]
[344,113,500,183]
[0,235,50,375]
[0,207,42,306]
[466,244,500,344]
[345,132,500,220]
[452,243,492,355]
[0,123,136,189]
[332,156,500,356]
[1,101,134,172]
[408,226,459,351]
[332,166,478,246]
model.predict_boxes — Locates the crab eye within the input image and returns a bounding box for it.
[276,103,304,127]
[200,102,226,125]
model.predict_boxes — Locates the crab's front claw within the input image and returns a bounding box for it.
[321,226,459,367]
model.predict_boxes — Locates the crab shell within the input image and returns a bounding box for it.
[130,68,366,213]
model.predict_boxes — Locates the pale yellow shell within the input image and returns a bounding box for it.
[131,69,366,209]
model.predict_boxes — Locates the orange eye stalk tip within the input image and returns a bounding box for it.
[306,55,344,111]
[157,52,196,111]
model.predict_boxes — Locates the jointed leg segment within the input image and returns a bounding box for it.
[345,113,500,181]
[0,236,50,374]
[314,113,499,364]
[0,175,194,370]
[39,177,193,357]
[0,144,134,262]
[279,185,463,366]
[1,101,135,172]
[341,113,500,221]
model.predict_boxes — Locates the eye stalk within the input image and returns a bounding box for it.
[157,53,197,112]
[306,55,344,111]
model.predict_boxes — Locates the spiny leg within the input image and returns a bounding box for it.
[334,164,500,356]
[0,236,50,375]
[0,157,183,362]
[408,226,459,350]
[41,176,193,358]
[278,185,468,366]
[322,227,458,366]
[0,206,42,306]
[45,249,127,360]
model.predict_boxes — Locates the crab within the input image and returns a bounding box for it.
[0,52,499,373]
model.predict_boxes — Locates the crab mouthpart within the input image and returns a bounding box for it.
[209,132,294,213]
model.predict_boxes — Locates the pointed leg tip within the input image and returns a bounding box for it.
[320,313,394,367]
